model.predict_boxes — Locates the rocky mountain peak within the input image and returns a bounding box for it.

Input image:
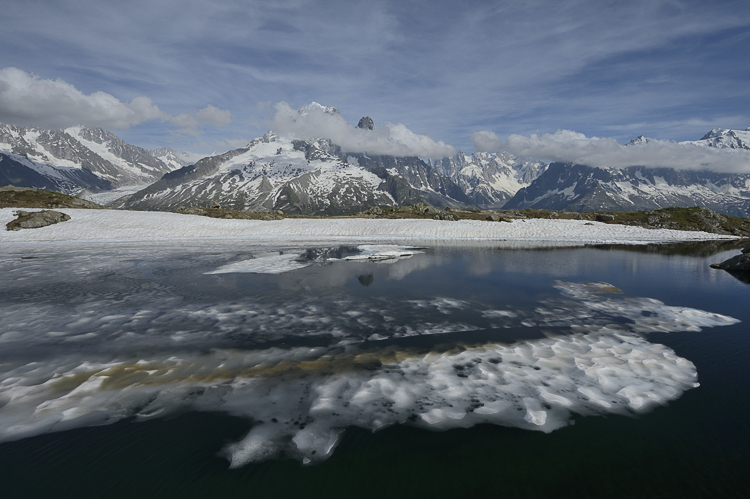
[627,135,650,146]
[357,117,374,130]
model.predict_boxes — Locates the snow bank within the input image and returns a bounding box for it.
[0,208,738,246]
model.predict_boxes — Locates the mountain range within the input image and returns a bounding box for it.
[0,123,193,196]
[1,108,750,217]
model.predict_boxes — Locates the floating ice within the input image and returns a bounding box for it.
[343,245,419,262]
[0,240,741,467]
[206,253,310,274]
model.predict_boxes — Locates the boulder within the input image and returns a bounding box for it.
[6,210,70,231]
[710,252,750,272]
[596,214,615,222]
[486,213,511,222]
[434,212,459,221]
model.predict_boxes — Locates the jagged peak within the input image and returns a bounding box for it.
[627,135,650,146]
[357,116,374,130]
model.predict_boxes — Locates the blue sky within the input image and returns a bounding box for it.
[1,0,749,156]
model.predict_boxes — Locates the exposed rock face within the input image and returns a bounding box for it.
[357,117,374,130]
[6,210,70,231]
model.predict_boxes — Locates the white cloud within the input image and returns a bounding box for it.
[269,101,457,158]
[196,105,232,126]
[0,67,232,136]
[471,129,750,174]
[0,67,166,130]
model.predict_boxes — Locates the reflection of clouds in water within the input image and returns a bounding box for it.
[0,276,738,466]
[0,331,705,466]
[0,243,741,466]
[0,275,738,351]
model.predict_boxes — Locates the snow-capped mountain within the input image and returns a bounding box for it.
[0,123,185,195]
[429,152,546,208]
[150,147,205,170]
[504,162,750,217]
[116,128,471,214]
[502,127,750,217]
[681,127,750,150]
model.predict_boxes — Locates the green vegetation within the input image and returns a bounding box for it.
[0,186,104,210]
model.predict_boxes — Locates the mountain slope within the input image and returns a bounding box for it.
[504,162,750,217]
[429,152,546,208]
[681,127,750,150]
[0,123,183,195]
[115,132,401,214]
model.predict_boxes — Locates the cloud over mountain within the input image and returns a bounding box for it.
[0,68,231,134]
[269,102,458,159]
[472,129,750,173]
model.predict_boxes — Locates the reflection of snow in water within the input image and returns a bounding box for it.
[0,277,737,465]
[0,331,709,466]
[204,245,421,274]
[206,253,311,274]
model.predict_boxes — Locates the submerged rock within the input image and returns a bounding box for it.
[6,210,70,231]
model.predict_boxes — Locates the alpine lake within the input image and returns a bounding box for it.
[1,238,749,498]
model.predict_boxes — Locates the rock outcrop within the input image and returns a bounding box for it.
[357,117,374,130]
[710,247,750,272]
[6,210,70,231]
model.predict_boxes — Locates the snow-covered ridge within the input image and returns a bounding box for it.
[681,128,750,150]
[0,123,192,194]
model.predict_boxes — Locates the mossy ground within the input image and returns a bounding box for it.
[0,187,104,210]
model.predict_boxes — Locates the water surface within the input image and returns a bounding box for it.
[1,240,748,497]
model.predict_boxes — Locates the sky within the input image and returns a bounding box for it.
[1,0,749,165]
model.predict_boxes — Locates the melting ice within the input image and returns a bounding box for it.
[0,269,738,465]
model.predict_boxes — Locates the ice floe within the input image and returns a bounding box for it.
[206,253,311,274]
[203,245,421,274]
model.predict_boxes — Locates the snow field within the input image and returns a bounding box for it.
[0,208,739,245]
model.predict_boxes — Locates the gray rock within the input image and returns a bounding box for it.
[434,213,459,221]
[6,210,70,231]
[596,214,615,222]
[710,252,750,271]
[486,213,511,222]
[357,117,374,130]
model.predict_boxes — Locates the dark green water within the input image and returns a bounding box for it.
[1,241,748,498]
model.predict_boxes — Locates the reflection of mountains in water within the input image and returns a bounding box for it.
[588,239,748,257]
